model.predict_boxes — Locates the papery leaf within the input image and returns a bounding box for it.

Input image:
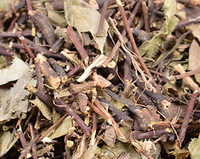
[64,0,109,53]
[139,0,179,58]
[0,130,18,157]
[0,57,29,85]
[0,71,35,123]
[188,135,200,159]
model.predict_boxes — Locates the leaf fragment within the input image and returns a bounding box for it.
[0,57,29,85]
[139,0,179,58]
[64,0,109,52]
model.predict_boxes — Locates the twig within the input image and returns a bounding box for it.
[142,0,150,32]
[171,67,200,80]
[66,26,89,62]
[25,0,33,11]
[0,46,15,56]
[179,91,199,145]
[55,98,91,135]
[95,0,110,36]
[116,0,153,79]
[19,36,36,59]
[131,128,172,140]
[103,0,141,66]
[29,124,38,159]
[174,64,200,91]
[37,113,68,142]
[50,37,65,53]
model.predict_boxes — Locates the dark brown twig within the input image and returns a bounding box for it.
[95,0,110,36]
[103,0,141,66]
[131,129,172,140]
[116,0,153,79]
[55,98,91,135]
[142,0,150,32]
[19,36,36,59]
[179,91,199,145]
[66,26,89,61]
[37,113,68,142]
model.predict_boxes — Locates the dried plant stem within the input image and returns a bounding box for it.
[172,67,200,80]
[103,0,141,66]
[179,91,199,145]
[37,113,68,142]
[55,98,91,135]
[96,0,110,36]
[116,0,152,79]
[131,128,172,140]
[0,46,14,56]
[174,64,200,91]
[20,36,36,59]
[29,124,38,159]
[142,0,150,32]
[67,26,88,62]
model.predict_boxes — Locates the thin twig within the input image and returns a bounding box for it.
[179,91,199,145]
[37,113,68,142]
[66,26,88,62]
[116,0,153,79]
[95,0,110,36]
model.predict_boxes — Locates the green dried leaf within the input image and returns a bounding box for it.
[151,32,188,68]
[0,0,12,11]
[47,116,74,139]
[30,97,52,120]
[139,0,179,58]
[0,130,18,157]
[0,71,35,123]
[0,57,30,85]
[101,142,141,159]
[188,135,200,159]
[64,0,109,53]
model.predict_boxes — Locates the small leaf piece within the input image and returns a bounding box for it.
[188,135,200,159]
[64,0,109,52]
[0,71,34,123]
[139,0,179,58]
[30,97,52,120]
[0,57,29,85]
[189,39,200,83]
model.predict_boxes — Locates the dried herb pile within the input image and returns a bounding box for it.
[0,0,200,158]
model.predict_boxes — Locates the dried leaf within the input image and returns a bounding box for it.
[81,141,101,159]
[30,97,52,120]
[151,32,188,68]
[47,116,74,139]
[64,0,109,52]
[101,142,141,159]
[189,39,200,83]
[187,24,200,42]
[0,57,29,85]
[188,135,200,159]
[0,71,35,123]
[102,126,116,147]
[0,0,12,11]
[0,130,18,157]
[139,0,179,58]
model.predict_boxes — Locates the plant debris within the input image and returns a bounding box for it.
[0,0,199,158]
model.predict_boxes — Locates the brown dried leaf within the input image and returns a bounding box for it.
[189,39,200,83]
[102,126,116,147]
[134,106,160,131]
[77,93,88,114]
[64,0,109,53]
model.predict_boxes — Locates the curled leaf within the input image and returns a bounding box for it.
[139,0,179,58]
